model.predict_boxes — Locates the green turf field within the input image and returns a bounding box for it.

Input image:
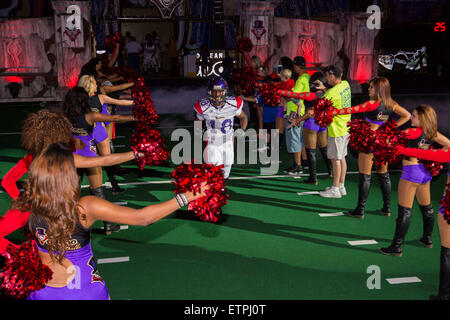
[0,105,447,300]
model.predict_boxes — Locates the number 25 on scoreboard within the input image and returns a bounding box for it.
[434,22,446,32]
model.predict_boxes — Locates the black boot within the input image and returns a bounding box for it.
[419,204,434,248]
[348,174,371,219]
[380,205,412,257]
[105,166,125,195]
[378,173,391,216]
[304,148,318,185]
[90,186,120,235]
[319,146,332,178]
[430,246,450,300]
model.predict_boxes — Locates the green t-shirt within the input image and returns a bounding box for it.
[286,73,310,117]
[324,80,352,138]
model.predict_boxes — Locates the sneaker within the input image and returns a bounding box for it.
[288,166,303,175]
[319,186,341,198]
[339,185,347,196]
[283,163,298,174]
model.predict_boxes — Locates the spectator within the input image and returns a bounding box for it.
[282,56,310,176]
[125,36,142,74]
[315,64,352,198]
[151,31,162,73]
[200,44,210,77]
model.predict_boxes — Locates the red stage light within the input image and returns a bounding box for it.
[5,76,23,84]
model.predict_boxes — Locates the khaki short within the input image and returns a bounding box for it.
[327,134,349,160]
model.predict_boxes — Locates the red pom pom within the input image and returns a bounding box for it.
[105,31,125,49]
[440,183,450,223]
[171,163,229,223]
[313,98,335,128]
[235,36,253,53]
[130,128,170,169]
[0,240,53,299]
[347,119,376,154]
[231,66,256,96]
[259,82,281,106]
[419,148,444,176]
[372,120,408,166]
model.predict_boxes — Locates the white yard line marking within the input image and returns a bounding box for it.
[97,256,130,264]
[386,277,422,285]
[347,240,378,246]
[297,191,320,196]
[319,212,345,217]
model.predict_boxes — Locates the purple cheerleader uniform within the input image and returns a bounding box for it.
[26,215,110,300]
[89,95,112,126]
[303,117,326,133]
[72,114,107,157]
[400,131,433,184]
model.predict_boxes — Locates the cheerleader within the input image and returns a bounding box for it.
[380,105,450,256]
[5,142,208,300]
[63,87,135,233]
[396,147,449,299]
[78,75,134,195]
[1,109,138,201]
[301,71,332,184]
[343,77,411,218]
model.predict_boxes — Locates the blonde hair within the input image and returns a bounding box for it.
[77,75,97,96]
[280,69,292,80]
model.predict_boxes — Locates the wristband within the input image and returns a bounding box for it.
[175,194,184,208]
[175,193,189,208]
[179,193,189,207]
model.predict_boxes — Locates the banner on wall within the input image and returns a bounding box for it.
[249,16,269,46]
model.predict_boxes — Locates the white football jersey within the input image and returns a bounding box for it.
[194,96,243,144]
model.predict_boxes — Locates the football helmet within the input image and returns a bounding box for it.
[207,76,228,107]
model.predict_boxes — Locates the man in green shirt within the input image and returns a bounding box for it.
[314,64,351,198]
[283,56,310,175]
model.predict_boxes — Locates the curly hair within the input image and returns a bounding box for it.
[21,109,73,156]
[12,142,82,263]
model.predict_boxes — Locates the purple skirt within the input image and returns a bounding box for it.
[73,135,98,157]
[400,164,432,184]
[27,242,109,300]
[303,117,326,133]
[276,106,284,118]
[102,103,111,126]
[92,123,108,144]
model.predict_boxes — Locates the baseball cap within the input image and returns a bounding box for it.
[323,64,343,78]
[293,56,306,68]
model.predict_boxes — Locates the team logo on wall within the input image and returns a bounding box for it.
[150,0,183,19]
[251,20,266,41]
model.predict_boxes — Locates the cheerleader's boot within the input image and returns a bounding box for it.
[380,205,411,257]
[378,173,391,216]
[430,246,450,300]
[419,204,434,248]
[348,174,371,219]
